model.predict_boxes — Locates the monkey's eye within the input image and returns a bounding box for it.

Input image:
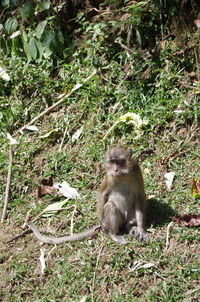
[109,159,126,166]
[116,159,126,165]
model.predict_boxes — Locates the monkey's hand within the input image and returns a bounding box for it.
[129,226,149,242]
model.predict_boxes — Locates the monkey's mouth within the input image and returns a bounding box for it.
[112,169,128,177]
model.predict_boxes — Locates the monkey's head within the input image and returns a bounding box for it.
[106,145,132,177]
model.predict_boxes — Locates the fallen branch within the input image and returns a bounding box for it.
[1,146,13,223]
[6,229,31,243]
[15,70,97,135]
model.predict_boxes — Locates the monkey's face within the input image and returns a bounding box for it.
[106,146,132,177]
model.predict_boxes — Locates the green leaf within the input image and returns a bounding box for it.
[136,29,142,47]
[38,0,51,11]
[21,29,28,42]
[22,39,30,60]
[34,39,44,61]
[2,0,10,8]
[20,1,34,19]
[35,21,47,39]
[5,17,18,33]
[28,37,38,60]
[42,199,69,217]
[43,29,56,49]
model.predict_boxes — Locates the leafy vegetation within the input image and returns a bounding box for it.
[0,1,200,301]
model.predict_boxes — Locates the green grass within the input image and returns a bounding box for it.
[0,11,200,302]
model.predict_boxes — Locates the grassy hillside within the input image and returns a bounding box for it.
[0,1,200,301]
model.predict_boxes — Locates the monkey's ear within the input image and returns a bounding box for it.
[127,147,132,157]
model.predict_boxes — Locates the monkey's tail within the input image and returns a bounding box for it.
[28,222,101,244]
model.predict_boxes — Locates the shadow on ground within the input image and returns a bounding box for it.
[146,198,176,227]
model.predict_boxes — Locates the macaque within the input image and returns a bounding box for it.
[29,145,148,245]
[98,145,148,244]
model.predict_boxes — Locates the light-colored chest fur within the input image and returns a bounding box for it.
[107,180,135,214]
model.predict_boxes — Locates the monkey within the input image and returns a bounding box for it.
[97,144,148,244]
[29,145,148,245]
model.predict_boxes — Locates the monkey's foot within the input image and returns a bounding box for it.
[110,234,127,245]
[129,226,149,242]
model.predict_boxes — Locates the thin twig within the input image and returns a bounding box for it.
[6,229,31,243]
[23,209,32,229]
[165,221,173,249]
[1,146,13,223]
[115,39,134,55]
[15,71,97,135]
[70,205,77,235]
[59,125,68,152]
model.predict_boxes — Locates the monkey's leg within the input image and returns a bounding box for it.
[102,202,127,245]
[129,202,149,242]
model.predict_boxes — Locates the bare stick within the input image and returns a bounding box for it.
[115,39,135,55]
[16,71,97,135]
[59,125,68,151]
[6,228,31,243]
[165,221,173,249]
[23,209,32,229]
[70,205,77,235]
[1,146,13,223]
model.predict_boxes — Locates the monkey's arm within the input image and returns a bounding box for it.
[97,177,110,221]
[29,222,100,244]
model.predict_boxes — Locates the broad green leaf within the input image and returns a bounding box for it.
[2,0,10,8]
[35,21,47,39]
[38,0,51,11]
[21,29,28,42]
[43,29,57,52]
[5,17,18,33]
[20,1,34,19]
[28,37,38,60]
[23,39,32,61]
[34,39,44,61]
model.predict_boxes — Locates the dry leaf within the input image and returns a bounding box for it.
[40,248,46,275]
[54,181,81,199]
[7,133,18,145]
[72,126,83,142]
[141,66,152,80]
[172,214,200,227]
[164,171,175,190]
[79,296,87,302]
[192,179,200,198]
[130,261,155,272]
[38,176,57,198]
[194,19,200,29]
[26,125,39,132]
